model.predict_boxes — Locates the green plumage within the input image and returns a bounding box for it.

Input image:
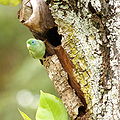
[26,38,46,59]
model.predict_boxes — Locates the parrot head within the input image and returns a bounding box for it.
[26,39,39,51]
[26,38,46,59]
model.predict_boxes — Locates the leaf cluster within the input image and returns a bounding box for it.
[19,91,68,120]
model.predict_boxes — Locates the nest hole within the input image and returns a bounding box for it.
[46,27,62,47]
[77,106,86,117]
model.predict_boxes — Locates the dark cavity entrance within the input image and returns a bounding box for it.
[75,106,86,119]
[78,106,86,116]
[46,27,62,47]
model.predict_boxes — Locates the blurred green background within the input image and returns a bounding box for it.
[0,5,56,120]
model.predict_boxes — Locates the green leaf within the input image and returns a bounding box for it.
[0,0,20,6]
[36,91,68,120]
[18,109,32,120]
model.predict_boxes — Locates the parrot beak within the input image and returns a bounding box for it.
[27,43,31,49]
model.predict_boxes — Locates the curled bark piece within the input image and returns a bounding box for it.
[54,46,87,108]
[18,0,56,35]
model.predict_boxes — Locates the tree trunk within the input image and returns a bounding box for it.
[18,0,120,119]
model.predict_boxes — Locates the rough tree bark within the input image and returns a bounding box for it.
[18,0,120,120]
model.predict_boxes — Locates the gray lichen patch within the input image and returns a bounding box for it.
[49,0,101,110]
[48,0,120,119]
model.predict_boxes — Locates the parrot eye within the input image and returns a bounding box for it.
[32,41,35,44]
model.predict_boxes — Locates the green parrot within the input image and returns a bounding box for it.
[26,38,46,59]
